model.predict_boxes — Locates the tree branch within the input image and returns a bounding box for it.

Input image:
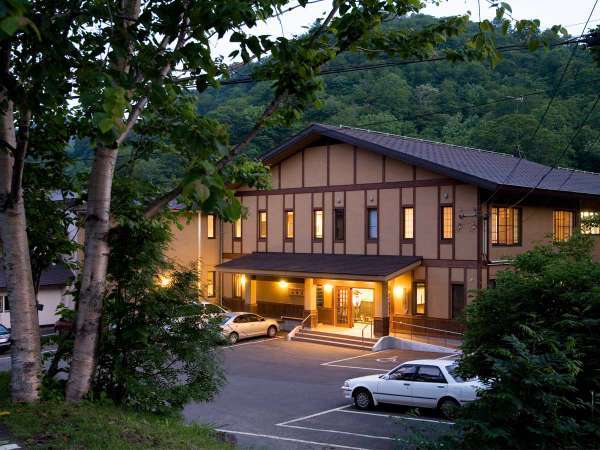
[9,110,31,206]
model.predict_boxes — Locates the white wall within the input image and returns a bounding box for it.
[0,287,72,328]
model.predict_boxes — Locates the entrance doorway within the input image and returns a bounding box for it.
[335,287,351,326]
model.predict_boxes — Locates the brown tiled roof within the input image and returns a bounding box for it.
[217,252,422,280]
[0,262,74,290]
[262,123,600,197]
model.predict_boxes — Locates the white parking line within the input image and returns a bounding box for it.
[215,429,374,450]
[277,405,351,426]
[225,337,282,349]
[278,423,394,441]
[320,353,375,366]
[322,364,388,371]
[338,407,455,425]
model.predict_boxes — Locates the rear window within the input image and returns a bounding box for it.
[0,324,8,334]
[446,364,473,383]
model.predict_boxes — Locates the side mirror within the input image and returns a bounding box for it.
[380,374,390,380]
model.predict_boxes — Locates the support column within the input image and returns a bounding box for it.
[244,276,257,313]
[303,278,318,328]
[374,281,390,337]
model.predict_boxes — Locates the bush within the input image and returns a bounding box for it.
[440,235,600,449]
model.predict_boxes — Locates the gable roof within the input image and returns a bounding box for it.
[0,262,74,290]
[262,123,600,197]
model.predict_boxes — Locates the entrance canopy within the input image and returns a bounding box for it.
[216,252,421,281]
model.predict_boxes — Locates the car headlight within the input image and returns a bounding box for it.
[343,380,350,388]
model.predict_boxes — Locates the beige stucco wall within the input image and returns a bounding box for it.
[0,287,70,327]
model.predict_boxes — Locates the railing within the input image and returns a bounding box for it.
[361,321,373,343]
[391,320,463,349]
[300,312,314,329]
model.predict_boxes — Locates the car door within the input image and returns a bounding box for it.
[232,314,252,338]
[410,365,449,408]
[245,314,266,336]
[376,364,417,406]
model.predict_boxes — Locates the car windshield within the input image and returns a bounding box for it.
[220,313,235,325]
[0,325,7,334]
[446,363,472,383]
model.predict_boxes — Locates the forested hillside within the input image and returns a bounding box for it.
[199,15,600,173]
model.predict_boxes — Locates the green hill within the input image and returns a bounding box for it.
[198,14,600,173]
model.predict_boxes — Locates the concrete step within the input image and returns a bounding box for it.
[298,329,379,343]
[290,335,374,351]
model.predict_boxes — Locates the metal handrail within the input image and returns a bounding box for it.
[391,320,463,348]
[300,312,313,329]
[392,320,464,336]
[361,321,373,342]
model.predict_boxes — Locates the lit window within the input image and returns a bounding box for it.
[0,295,8,313]
[233,218,242,239]
[415,282,426,315]
[259,211,268,239]
[206,271,215,297]
[581,211,600,235]
[441,206,453,240]
[367,208,378,240]
[491,207,520,245]
[403,207,414,240]
[313,209,323,240]
[553,210,573,242]
[334,208,345,241]
[281,210,292,239]
[233,274,243,298]
[207,214,215,239]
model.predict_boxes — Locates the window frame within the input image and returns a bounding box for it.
[451,283,465,320]
[491,206,522,247]
[402,206,414,241]
[233,218,242,241]
[413,281,426,316]
[440,205,453,241]
[415,365,447,384]
[284,209,294,240]
[334,208,345,242]
[206,271,216,298]
[206,214,216,239]
[258,210,268,240]
[581,211,600,235]
[233,274,243,298]
[313,208,324,241]
[553,210,574,242]
[366,207,378,242]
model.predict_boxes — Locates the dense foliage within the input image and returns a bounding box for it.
[439,235,600,449]
[197,16,600,172]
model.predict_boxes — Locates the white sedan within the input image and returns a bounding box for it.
[342,359,485,417]
[220,312,279,344]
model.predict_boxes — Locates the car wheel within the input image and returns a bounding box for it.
[438,397,460,419]
[228,332,239,345]
[267,325,277,338]
[353,388,373,410]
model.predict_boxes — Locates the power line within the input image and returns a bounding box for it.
[483,0,599,205]
[509,92,600,209]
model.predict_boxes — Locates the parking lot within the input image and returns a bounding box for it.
[184,336,459,450]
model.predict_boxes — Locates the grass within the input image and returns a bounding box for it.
[0,373,233,450]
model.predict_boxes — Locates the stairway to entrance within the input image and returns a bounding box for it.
[290,328,378,351]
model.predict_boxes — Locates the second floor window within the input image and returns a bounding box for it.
[367,208,378,240]
[334,208,345,241]
[491,207,521,246]
[313,209,323,240]
[403,207,414,240]
[233,218,242,239]
[285,210,294,239]
[441,206,453,240]
[581,211,600,235]
[553,210,573,242]
[259,211,268,239]
[207,214,215,239]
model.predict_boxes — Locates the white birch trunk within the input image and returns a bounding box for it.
[65,145,118,401]
[0,100,42,403]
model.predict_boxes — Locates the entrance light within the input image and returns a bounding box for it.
[279,279,288,288]
[323,283,333,293]
[158,274,172,288]
[393,285,404,299]
[240,274,247,287]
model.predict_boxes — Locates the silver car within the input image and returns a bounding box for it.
[220,312,279,344]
